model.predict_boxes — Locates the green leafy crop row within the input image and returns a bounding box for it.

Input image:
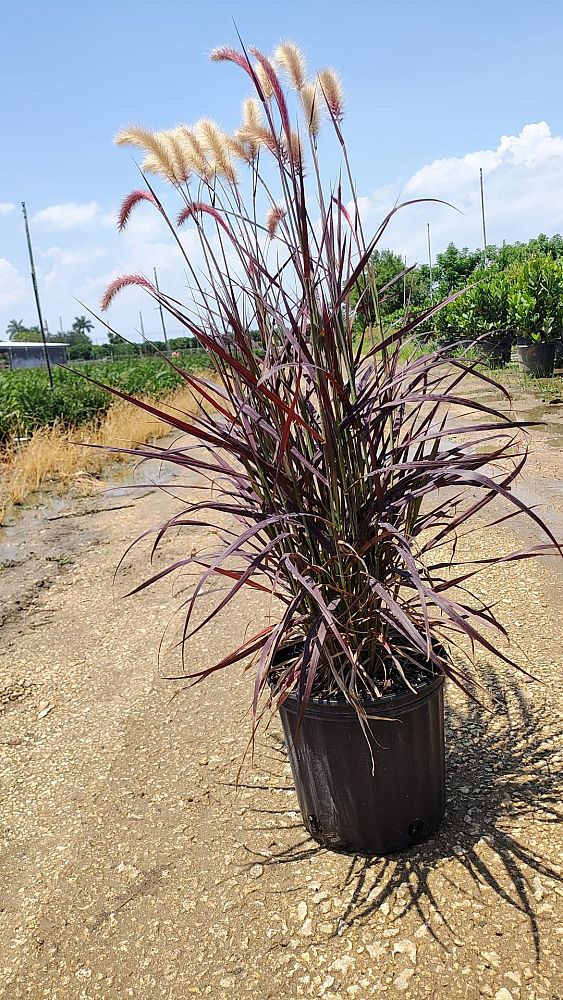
[0,353,209,442]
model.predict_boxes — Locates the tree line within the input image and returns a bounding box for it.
[4,316,199,360]
[351,232,563,328]
[8,231,563,357]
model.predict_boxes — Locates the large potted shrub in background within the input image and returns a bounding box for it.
[468,271,512,366]
[98,42,559,855]
[434,272,511,366]
[508,255,563,376]
[433,294,474,352]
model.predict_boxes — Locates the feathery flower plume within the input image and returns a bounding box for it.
[115,125,156,149]
[115,125,180,183]
[236,124,277,157]
[117,190,158,232]
[250,47,291,140]
[317,68,345,121]
[300,81,322,137]
[140,154,164,176]
[162,129,191,183]
[242,97,263,132]
[274,42,306,90]
[195,119,237,184]
[234,98,263,157]
[287,130,303,172]
[210,45,253,75]
[253,61,274,98]
[176,127,213,179]
[177,203,235,243]
[266,205,287,238]
[101,274,154,312]
[227,135,255,163]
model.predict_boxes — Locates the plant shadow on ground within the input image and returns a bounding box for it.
[239,665,562,962]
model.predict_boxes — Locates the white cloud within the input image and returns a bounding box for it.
[358,121,563,264]
[0,259,26,312]
[0,203,15,215]
[6,121,563,339]
[43,246,106,269]
[32,201,101,230]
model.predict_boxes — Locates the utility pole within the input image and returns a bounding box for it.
[21,201,53,387]
[153,267,169,353]
[427,223,433,305]
[480,167,488,266]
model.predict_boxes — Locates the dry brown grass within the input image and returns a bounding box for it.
[0,386,199,523]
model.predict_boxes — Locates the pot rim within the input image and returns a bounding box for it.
[277,671,445,720]
[516,339,557,349]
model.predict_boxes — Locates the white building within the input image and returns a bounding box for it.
[0,341,67,370]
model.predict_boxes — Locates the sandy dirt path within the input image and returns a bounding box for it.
[0,407,562,1000]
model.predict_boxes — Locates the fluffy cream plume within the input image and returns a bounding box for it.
[235,97,265,157]
[242,97,263,132]
[266,205,287,238]
[287,130,303,171]
[274,42,306,90]
[317,68,345,120]
[300,81,322,137]
[196,118,237,183]
[176,126,214,179]
[115,125,180,184]
[227,135,255,163]
[141,154,164,176]
[114,124,155,149]
[236,123,277,157]
[162,129,191,182]
[254,61,274,98]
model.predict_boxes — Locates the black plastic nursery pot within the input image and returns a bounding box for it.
[516,341,556,377]
[278,673,445,856]
[479,333,512,367]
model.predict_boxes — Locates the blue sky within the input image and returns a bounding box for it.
[2,0,563,341]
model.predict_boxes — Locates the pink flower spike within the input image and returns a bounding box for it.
[249,47,291,139]
[101,274,154,311]
[177,202,233,239]
[210,46,253,76]
[117,190,158,232]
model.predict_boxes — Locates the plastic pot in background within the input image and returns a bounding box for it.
[436,338,476,357]
[278,674,445,856]
[479,332,512,367]
[516,341,556,378]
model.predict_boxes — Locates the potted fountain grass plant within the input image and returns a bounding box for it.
[99,41,559,854]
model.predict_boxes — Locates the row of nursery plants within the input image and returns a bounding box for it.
[434,255,563,374]
[96,40,561,855]
[0,353,209,442]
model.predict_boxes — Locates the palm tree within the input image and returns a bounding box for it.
[6,319,26,340]
[71,315,94,339]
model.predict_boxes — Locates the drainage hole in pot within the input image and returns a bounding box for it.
[408,818,424,840]
[308,814,323,835]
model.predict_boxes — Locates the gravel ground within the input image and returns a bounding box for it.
[0,422,562,999]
